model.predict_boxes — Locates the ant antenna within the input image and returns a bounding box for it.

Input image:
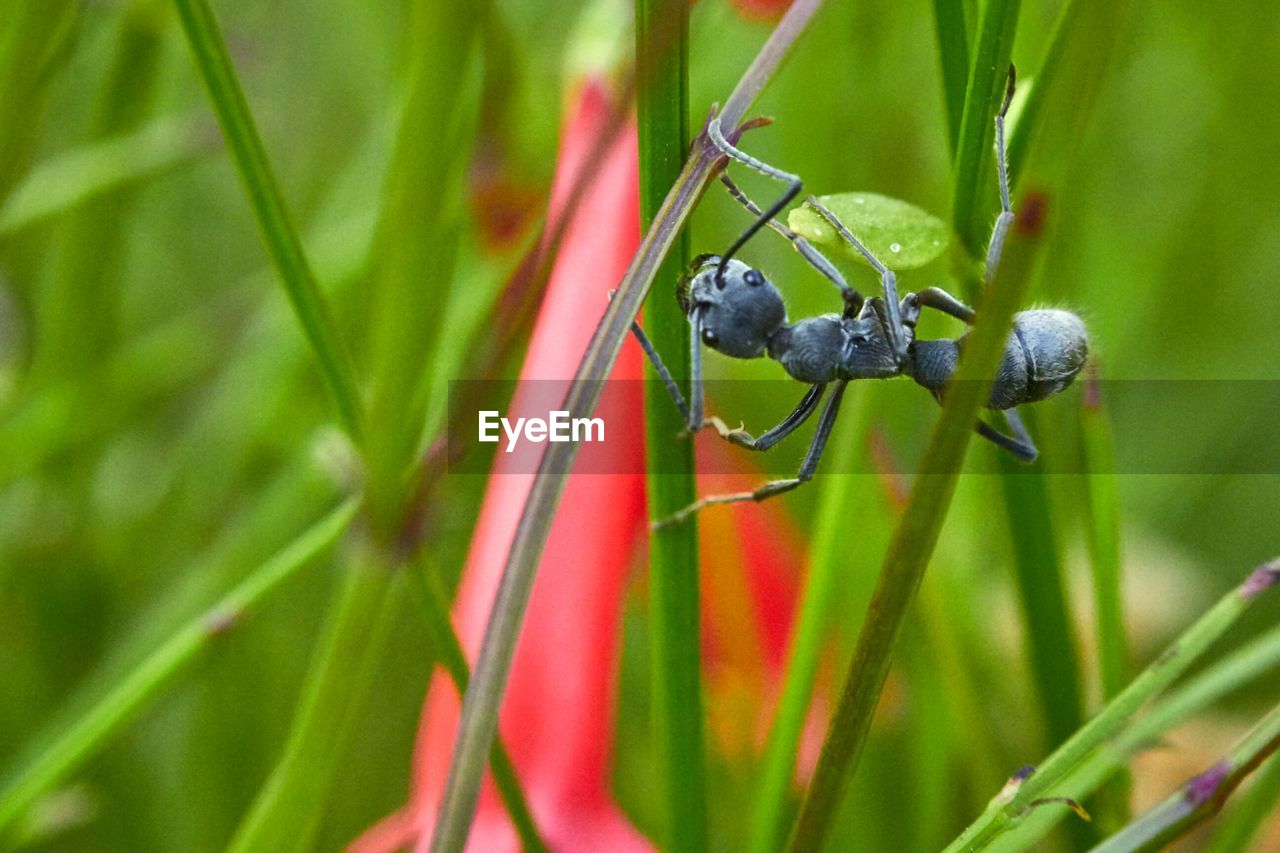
[718,174,864,315]
[985,65,1017,284]
[707,116,803,281]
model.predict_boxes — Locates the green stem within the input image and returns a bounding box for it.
[407,567,546,852]
[1092,704,1280,852]
[636,1,704,850]
[170,0,363,440]
[945,560,1280,851]
[1205,739,1280,853]
[426,3,830,849]
[931,0,971,155]
[992,618,1280,850]
[0,500,357,838]
[750,387,870,853]
[949,0,1022,264]
[228,544,406,852]
[786,189,1051,852]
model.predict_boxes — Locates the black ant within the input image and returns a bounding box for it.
[632,69,1089,528]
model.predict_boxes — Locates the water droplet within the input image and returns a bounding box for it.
[854,197,866,205]
[890,242,902,253]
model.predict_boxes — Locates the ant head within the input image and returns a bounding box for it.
[677,255,786,359]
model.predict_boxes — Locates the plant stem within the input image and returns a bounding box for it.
[426,2,829,849]
[786,189,1051,852]
[1092,703,1280,852]
[1205,739,1280,853]
[750,386,870,853]
[949,0,1022,264]
[635,0,705,850]
[992,618,1280,850]
[228,546,406,852]
[931,0,970,155]
[944,559,1280,851]
[170,0,363,440]
[407,567,546,852]
[0,500,357,838]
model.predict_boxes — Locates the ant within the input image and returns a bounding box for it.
[631,69,1089,528]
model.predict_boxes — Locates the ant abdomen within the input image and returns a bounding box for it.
[910,309,1088,410]
[993,309,1089,409]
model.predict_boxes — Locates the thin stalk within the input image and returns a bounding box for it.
[0,113,210,237]
[636,1,704,850]
[786,191,1052,852]
[1092,704,1280,852]
[931,0,970,155]
[1205,741,1280,853]
[407,567,546,852]
[993,618,1280,850]
[949,0,1022,263]
[944,560,1280,852]
[1080,373,1131,830]
[171,0,363,439]
[228,548,406,852]
[426,2,830,849]
[750,387,870,853]
[0,500,358,838]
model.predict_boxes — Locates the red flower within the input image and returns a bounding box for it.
[355,76,810,853]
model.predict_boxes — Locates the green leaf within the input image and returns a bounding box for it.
[787,193,949,270]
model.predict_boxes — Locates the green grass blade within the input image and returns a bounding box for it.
[0,113,210,237]
[408,566,546,852]
[949,0,1022,263]
[170,0,363,440]
[750,388,871,853]
[998,448,1086,749]
[425,3,830,848]
[0,500,358,839]
[1092,703,1280,852]
[993,618,1280,850]
[228,546,406,852]
[362,1,482,536]
[1205,743,1280,853]
[636,0,705,849]
[945,560,1280,851]
[931,0,971,154]
[786,190,1051,853]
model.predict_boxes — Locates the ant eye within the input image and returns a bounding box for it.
[702,328,719,346]
[744,269,764,287]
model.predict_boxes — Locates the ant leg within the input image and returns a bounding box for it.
[984,67,1017,284]
[904,287,976,325]
[804,196,908,362]
[653,381,848,530]
[704,382,826,451]
[720,174,864,316]
[974,408,1038,462]
[687,307,706,432]
[707,117,803,277]
[628,320,690,424]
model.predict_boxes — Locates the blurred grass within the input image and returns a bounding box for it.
[2,0,1280,850]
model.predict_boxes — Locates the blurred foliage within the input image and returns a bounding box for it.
[1,0,1278,850]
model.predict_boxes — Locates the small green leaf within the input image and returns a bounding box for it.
[788,193,949,270]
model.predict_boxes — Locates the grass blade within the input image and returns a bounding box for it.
[931,0,971,154]
[408,567,545,852]
[426,2,831,848]
[171,0,363,439]
[1205,742,1280,853]
[949,0,1022,263]
[0,500,358,839]
[945,559,1280,851]
[228,547,406,852]
[1092,703,1280,852]
[635,0,705,849]
[786,189,1052,852]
